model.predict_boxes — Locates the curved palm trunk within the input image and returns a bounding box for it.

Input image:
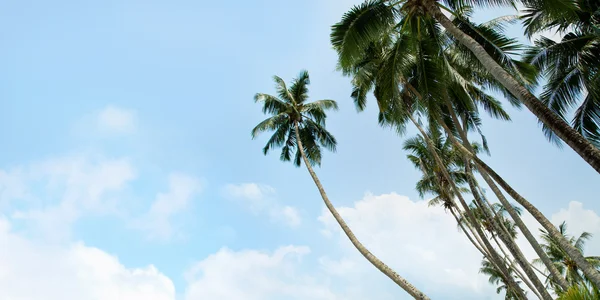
[445,105,571,292]
[468,153,600,290]
[435,112,552,299]
[477,186,546,299]
[414,150,489,259]
[442,123,600,289]
[292,122,430,300]
[490,233,544,300]
[422,0,600,174]
[470,167,552,299]
[452,207,538,298]
[407,116,527,299]
[450,208,487,257]
[450,207,530,296]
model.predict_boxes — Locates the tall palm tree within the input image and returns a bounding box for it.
[403,130,470,209]
[466,199,545,298]
[403,132,541,297]
[535,222,600,290]
[336,11,565,297]
[404,131,491,256]
[331,0,600,174]
[333,4,595,290]
[522,0,600,146]
[338,17,530,295]
[251,70,430,299]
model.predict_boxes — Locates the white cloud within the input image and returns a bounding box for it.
[0,151,205,242]
[510,200,600,264]
[1,155,136,241]
[97,105,137,134]
[550,201,600,253]
[0,168,28,209]
[0,218,175,300]
[223,183,301,228]
[184,246,339,300]
[275,206,301,227]
[316,195,600,299]
[132,173,202,240]
[318,192,496,298]
[223,183,275,211]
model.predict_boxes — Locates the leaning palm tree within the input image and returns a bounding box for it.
[337,11,561,297]
[331,0,600,174]
[522,0,600,146]
[404,131,491,256]
[334,4,596,291]
[403,130,470,211]
[535,221,600,291]
[251,70,430,299]
[403,131,534,296]
[465,200,545,298]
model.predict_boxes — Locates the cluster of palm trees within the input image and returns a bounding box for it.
[251,0,599,299]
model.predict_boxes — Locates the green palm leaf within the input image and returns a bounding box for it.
[253,71,338,167]
[331,0,395,70]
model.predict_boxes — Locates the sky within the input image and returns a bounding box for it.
[0,0,599,299]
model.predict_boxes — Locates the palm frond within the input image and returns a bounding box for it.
[290,70,311,104]
[572,91,600,146]
[273,76,296,104]
[262,122,292,156]
[331,0,395,71]
[251,114,288,139]
[254,93,290,115]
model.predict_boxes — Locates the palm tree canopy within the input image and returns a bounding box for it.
[403,129,472,210]
[522,0,600,146]
[535,221,600,289]
[459,201,521,238]
[331,2,521,139]
[252,70,338,167]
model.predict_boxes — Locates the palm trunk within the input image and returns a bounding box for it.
[450,207,525,294]
[415,151,488,259]
[445,104,571,292]
[477,185,547,299]
[422,0,600,174]
[479,157,600,289]
[437,116,552,300]
[450,208,487,257]
[292,122,430,300]
[438,116,552,300]
[491,234,544,300]
[453,207,536,297]
[407,115,527,299]
[449,134,600,289]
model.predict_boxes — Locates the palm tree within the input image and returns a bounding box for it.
[403,130,470,210]
[535,222,600,291]
[480,257,526,299]
[335,10,565,297]
[338,17,531,295]
[251,70,430,299]
[522,0,600,146]
[465,200,545,298]
[331,0,600,174]
[333,3,596,291]
[403,132,541,297]
[403,131,492,256]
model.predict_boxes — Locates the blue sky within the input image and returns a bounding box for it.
[0,0,599,299]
